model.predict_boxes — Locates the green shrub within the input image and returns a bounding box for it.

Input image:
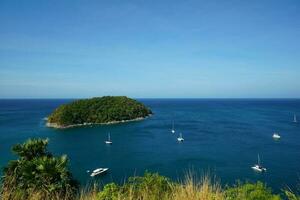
[95,172,172,200]
[284,188,300,200]
[123,172,172,199]
[225,181,281,200]
[97,183,120,200]
[1,138,78,200]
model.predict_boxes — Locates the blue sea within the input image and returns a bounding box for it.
[0,99,299,191]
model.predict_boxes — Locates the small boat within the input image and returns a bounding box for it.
[177,133,184,142]
[90,168,109,177]
[105,133,112,144]
[171,121,175,133]
[251,154,266,172]
[272,133,281,139]
[294,114,297,123]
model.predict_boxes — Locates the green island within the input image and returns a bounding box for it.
[1,138,299,200]
[47,96,152,129]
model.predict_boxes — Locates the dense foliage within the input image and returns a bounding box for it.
[96,172,172,200]
[48,96,152,127]
[92,173,294,200]
[1,139,78,200]
[225,182,281,200]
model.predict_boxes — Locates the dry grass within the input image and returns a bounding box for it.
[2,176,224,200]
[1,190,72,200]
[170,174,224,200]
[78,183,100,200]
[1,181,75,200]
[79,172,225,200]
[3,172,297,200]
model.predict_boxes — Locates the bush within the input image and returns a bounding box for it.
[1,138,78,200]
[225,181,281,200]
[284,188,300,200]
[97,183,120,200]
[95,172,172,200]
[123,172,172,199]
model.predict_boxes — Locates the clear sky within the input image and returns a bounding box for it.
[0,0,300,98]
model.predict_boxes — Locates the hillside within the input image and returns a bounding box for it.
[47,96,152,128]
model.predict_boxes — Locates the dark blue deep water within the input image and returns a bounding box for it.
[0,99,300,191]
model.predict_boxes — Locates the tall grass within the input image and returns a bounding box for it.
[170,174,224,200]
[2,172,299,200]
[78,172,224,200]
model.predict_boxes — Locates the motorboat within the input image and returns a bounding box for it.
[272,133,281,139]
[90,168,109,177]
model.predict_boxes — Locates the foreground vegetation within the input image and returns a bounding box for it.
[1,139,299,200]
[47,96,152,128]
[1,139,78,200]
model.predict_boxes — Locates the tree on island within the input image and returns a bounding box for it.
[47,96,152,128]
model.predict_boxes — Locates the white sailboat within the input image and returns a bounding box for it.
[171,121,175,133]
[251,154,266,172]
[177,133,184,142]
[105,133,112,144]
[272,133,281,139]
[294,114,297,123]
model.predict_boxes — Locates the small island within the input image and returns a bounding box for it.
[47,96,152,129]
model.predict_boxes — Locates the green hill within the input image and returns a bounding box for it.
[47,96,152,128]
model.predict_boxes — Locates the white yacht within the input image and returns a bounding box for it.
[177,133,184,142]
[294,114,297,123]
[90,168,109,177]
[251,154,266,172]
[105,133,112,144]
[272,133,281,139]
[171,121,175,133]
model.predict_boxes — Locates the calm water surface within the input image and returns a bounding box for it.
[0,99,299,191]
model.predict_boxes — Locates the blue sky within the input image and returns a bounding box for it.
[0,0,300,98]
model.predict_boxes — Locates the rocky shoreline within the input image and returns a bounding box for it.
[46,115,151,129]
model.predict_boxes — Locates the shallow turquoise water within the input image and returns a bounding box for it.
[0,99,299,191]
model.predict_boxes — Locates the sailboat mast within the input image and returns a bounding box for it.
[108,133,110,141]
[258,154,260,165]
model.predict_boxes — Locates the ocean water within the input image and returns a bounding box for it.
[0,99,299,191]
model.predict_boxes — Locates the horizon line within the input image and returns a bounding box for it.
[0,97,300,100]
